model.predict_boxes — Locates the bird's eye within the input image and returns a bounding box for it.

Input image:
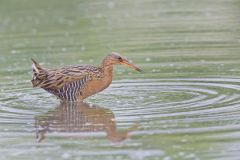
[118,57,123,62]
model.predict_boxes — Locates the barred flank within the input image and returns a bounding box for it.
[44,77,88,101]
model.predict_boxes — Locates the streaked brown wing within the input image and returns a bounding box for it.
[40,65,91,89]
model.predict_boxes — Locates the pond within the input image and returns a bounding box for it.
[0,0,240,159]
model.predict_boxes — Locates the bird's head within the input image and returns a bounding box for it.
[102,52,142,72]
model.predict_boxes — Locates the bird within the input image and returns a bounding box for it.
[31,52,142,102]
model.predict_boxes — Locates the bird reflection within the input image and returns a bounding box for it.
[35,102,138,142]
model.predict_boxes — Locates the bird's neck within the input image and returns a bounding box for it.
[100,60,114,77]
[101,65,113,77]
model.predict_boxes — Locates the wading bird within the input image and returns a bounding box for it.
[31,52,142,101]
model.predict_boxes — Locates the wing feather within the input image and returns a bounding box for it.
[40,65,95,90]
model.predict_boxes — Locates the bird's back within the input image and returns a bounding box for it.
[31,59,105,101]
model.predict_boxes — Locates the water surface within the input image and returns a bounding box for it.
[0,0,240,159]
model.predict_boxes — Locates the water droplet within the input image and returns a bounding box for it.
[61,48,67,52]
[185,153,196,159]
[178,152,185,156]
[181,138,187,143]
[31,28,37,34]
[163,156,171,160]
[11,50,17,54]
[67,20,74,26]
[64,32,69,37]
[61,153,71,159]
[96,13,103,18]
[58,17,65,24]
[149,96,156,99]
[107,2,115,9]
[81,46,85,51]
[145,58,151,62]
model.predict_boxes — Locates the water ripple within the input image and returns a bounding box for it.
[1,78,240,136]
[0,77,240,159]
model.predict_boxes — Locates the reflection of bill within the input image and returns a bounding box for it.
[35,102,138,142]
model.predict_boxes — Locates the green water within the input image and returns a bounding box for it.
[1,0,240,159]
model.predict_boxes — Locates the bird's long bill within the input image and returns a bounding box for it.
[121,60,142,72]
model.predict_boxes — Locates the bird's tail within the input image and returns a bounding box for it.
[31,58,48,87]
